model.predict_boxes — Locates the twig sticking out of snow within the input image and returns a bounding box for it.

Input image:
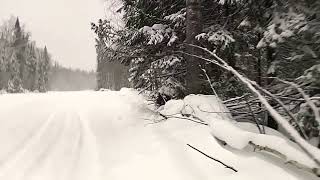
[187,144,238,172]
[201,67,227,121]
[201,68,218,96]
[165,114,209,125]
[245,97,264,134]
[182,43,320,167]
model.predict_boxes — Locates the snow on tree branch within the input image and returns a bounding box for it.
[183,43,320,168]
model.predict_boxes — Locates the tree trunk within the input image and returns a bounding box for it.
[266,46,278,130]
[186,0,203,94]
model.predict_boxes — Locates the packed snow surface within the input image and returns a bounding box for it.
[0,89,317,180]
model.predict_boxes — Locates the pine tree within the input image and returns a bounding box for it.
[12,18,28,85]
[6,51,23,93]
[25,43,38,91]
[37,47,51,92]
[0,16,52,93]
[43,46,51,88]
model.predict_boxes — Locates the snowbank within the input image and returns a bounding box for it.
[0,90,318,179]
[160,94,320,169]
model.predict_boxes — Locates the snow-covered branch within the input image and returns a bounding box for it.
[250,80,308,139]
[248,141,320,176]
[183,43,320,168]
[155,93,320,176]
[272,77,320,127]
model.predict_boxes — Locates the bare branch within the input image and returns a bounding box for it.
[273,77,320,127]
[165,114,209,125]
[187,144,238,172]
[250,81,308,139]
[182,43,320,166]
[245,97,264,134]
[223,94,250,103]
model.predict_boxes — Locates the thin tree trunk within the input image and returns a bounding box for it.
[266,46,278,130]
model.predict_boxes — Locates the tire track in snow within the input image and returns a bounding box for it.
[0,107,102,180]
[22,111,93,180]
[0,112,66,179]
[72,112,101,180]
[23,112,77,180]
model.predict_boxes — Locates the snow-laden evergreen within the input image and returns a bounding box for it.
[0,17,52,93]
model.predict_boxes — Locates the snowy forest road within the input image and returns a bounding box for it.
[0,90,316,180]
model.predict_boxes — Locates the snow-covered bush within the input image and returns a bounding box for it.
[155,77,185,105]
[6,78,24,93]
[0,89,7,94]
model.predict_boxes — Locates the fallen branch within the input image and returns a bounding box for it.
[250,81,308,139]
[249,141,320,177]
[223,94,250,103]
[183,44,320,166]
[159,113,209,126]
[187,144,238,172]
[273,77,320,127]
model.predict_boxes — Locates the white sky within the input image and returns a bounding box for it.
[0,0,110,71]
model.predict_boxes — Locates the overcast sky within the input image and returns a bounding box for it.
[0,0,114,71]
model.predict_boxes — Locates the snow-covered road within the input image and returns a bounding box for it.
[0,90,316,180]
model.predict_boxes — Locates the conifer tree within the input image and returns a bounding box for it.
[7,52,23,93]
[0,16,52,93]
[12,18,28,83]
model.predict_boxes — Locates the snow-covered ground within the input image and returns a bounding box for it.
[0,89,317,180]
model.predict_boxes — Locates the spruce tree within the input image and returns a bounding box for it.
[12,18,27,84]
[7,52,23,93]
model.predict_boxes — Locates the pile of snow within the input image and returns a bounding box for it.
[160,94,320,169]
[0,90,317,179]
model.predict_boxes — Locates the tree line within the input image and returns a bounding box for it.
[0,17,51,93]
[49,62,96,91]
[92,0,320,141]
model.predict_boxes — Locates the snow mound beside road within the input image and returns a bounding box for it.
[0,90,317,180]
[160,94,320,173]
